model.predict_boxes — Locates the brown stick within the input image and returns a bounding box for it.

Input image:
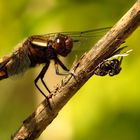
[12,1,140,140]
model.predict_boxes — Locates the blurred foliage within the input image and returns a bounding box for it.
[0,0,140,140]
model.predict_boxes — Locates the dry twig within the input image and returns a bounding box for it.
[12,1,140,140]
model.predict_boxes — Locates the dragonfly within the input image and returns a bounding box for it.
[0,26,128,98]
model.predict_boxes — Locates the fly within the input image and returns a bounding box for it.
[94,46,132,76]
[0,27,112,98]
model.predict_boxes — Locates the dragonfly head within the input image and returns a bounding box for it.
[53,34,73,57]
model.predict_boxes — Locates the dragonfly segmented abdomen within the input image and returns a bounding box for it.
[7,48,31,76]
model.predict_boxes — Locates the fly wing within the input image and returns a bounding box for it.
[107,46,132,60]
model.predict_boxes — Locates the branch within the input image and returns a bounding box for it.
[12,1,140,140]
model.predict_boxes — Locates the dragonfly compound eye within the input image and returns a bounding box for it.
[53,34,73,57]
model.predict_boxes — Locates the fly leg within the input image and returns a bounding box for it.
[34,62,51,98]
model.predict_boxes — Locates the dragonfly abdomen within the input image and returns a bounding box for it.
[0,46,31,79]
[0,69,8,80]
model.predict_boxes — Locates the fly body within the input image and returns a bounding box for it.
[94,46,132,76]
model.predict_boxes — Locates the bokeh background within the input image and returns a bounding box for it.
[0,0,140,140]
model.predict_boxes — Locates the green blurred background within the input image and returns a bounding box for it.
[0,0,140,140]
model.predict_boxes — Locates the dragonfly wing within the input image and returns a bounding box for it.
[37,27,111,68]
[64,27,111,67]
[7,48,31,76]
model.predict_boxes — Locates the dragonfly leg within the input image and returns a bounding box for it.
[54,57,69,75]
[34,62,53,109]
[55,57,77,86]
[34,62,51,98]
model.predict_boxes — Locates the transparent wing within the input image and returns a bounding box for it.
[7,49,31,76]
[62,27,111,67]
[108,46,133,60]
[39,27,111,68]
[42,26,111,51]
